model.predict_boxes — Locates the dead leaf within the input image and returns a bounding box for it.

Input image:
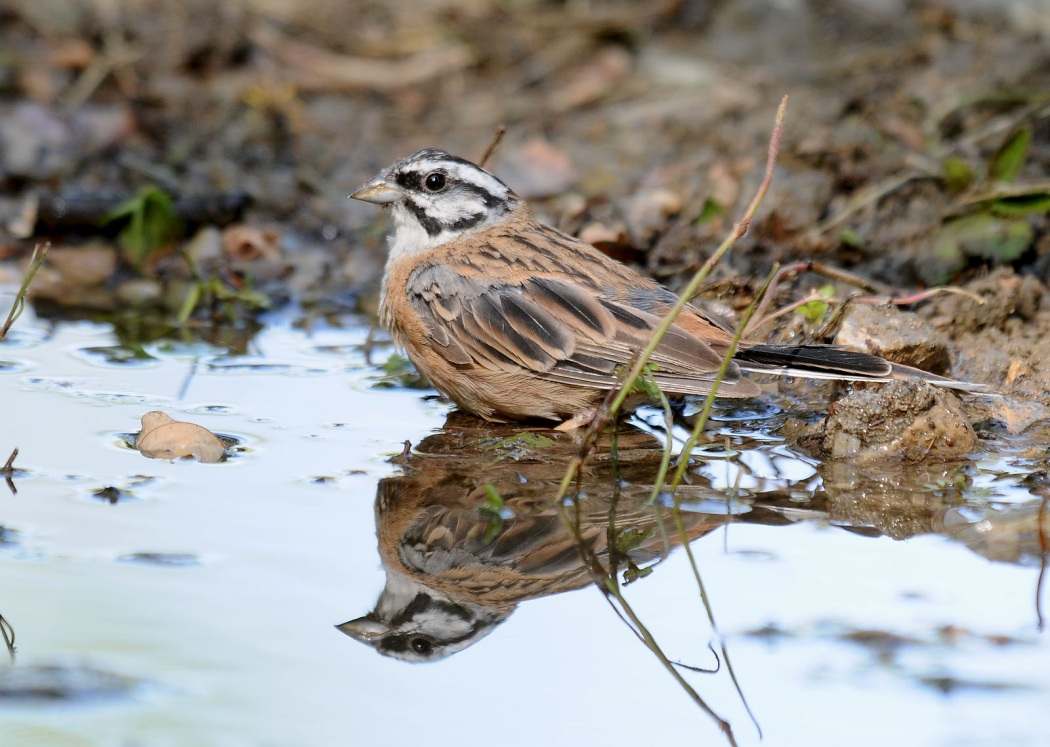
[222,224,281,261]
[135,411,226,463]
[248,24,474,92]
[491,138,576,199]
[1005,358,1029,385]
[549,45,633,111]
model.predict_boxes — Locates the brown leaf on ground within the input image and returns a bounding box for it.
[548,45,633,112]
[248,24,474,92]
[222,225,281,262]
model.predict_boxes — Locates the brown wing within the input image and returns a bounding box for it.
[405,263,761,398]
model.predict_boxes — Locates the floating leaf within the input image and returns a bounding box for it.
[989,126,1031,183]
[372,352,428,389]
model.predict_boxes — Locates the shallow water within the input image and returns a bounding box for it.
[1,304,1048,747]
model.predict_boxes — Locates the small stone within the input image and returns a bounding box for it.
[834,303,951,374]
[115,278,163,306]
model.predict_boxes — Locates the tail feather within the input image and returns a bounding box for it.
[736,343,892,376]
[887,362,989,393]
[734,343,988,394]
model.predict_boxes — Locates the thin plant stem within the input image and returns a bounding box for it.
[0,613,14,662]
[1038,487,1048,631]
[605,96,788,420]
[549,99,788,743]
[479,125,507,168]
[644,367,679,506]
[1,242,50,340]
[746,260,986,339]
[670,263,780,492]
[551,96,789,506]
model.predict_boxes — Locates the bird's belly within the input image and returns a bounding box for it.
[397,339,598,422]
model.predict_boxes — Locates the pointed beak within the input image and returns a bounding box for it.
[337,616,391,644]
[349,179,402,205]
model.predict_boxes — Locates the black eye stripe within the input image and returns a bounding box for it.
[394,170,423,191]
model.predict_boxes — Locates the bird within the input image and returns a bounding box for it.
[351,148,982,430]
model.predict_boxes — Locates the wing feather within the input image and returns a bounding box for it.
[404,262,757,395]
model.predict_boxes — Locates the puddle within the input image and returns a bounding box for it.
[1,307,1048,746]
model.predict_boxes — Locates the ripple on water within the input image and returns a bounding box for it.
[205,360,331,376]
[72,345,160,368]
[0,664,143,703]
[0,327,49,349]
[117,552,201,567]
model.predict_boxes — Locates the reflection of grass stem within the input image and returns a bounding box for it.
[1,448,17,495]
[0,612,14,662]
[671,477,764,737]
[1,242,49,341]
[557,496,739,747]
[642,365,677,507]
[1037,487,1048,631]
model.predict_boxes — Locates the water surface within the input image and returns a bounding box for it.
[1,307,1047,746]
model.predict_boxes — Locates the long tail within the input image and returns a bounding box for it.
[734,343,988,393]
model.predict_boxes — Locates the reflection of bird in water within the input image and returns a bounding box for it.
[340,419,727,662]
[342,415,1043,661]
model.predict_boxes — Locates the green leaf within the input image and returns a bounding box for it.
[372,352,429,390]
[622,560,653,585]
[478,484,508,544]
[934,213,1033,266]
[941,155,975,192]
[692,198,722,224]
[634,367,665,403]
[838,228,864,248]
[989,193,1050,217]
[989,126,1031,183]
[103,186,183,266]
[482,483,505,512]
[478,432,556,451]
[615,526,652,554]
[796,283,836,323]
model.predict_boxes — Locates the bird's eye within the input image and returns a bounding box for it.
[423,172,447,192]
[410,637,433,655]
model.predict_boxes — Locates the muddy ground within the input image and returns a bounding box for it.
[1,0,1049,452]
